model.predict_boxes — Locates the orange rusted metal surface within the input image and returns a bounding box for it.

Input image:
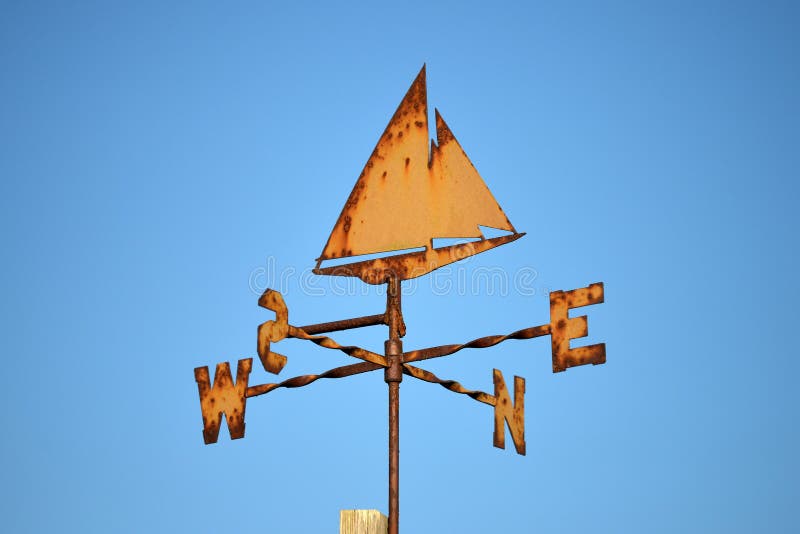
[192,66,608,534]
[194,358,252,444]
[256,289,289,374]
[315,232,524,285]
[246,361,382,398]
[550,282,606,373]
[401,364,496,406]
[493,369,526,455]
[384,277,403,533]
[298,313,386,335]
[257,288,389,370]
[314,65,524,284]
[403,323,551,364]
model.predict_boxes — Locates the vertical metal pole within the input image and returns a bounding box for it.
[384,276,403,534]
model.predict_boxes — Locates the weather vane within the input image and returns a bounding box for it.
[193,65,606,534]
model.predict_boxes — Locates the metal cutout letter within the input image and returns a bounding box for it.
[194,358,252,444]
[493,369,526,455]
[257,289,289,374]
[190,66,610,533]
[550,282,606,373]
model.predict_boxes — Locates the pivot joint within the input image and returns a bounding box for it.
[384,339,403,383]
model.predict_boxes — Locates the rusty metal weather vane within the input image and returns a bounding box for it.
[193,65,607,534]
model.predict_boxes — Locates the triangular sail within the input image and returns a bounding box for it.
[317,66,516,262]
[428,109,516,239]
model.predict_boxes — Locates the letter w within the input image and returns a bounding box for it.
[194,358,252,444]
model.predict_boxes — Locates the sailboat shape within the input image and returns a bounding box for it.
[314,66,524,285]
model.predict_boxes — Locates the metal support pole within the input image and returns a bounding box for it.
[384,276,403,534]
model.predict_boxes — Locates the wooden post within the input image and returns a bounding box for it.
[340,510,388,534]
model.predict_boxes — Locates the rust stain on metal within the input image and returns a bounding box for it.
[257,288,388,368]
[493,369,525,455]
[247,361,381,398]
[298,313,386,335]
[549,282,606,373]
[403,323,551,363]
[385,276,403,534]
[401,364,496,406]
[194,358,252,444]
[315,232,524,285]
[290,324,388,367]
[314,65,523,284]
[193,66,608,534]
[257,289,289,374]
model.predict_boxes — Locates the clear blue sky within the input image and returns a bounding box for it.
[1,2,798,532]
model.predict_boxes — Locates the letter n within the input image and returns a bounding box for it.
[493,369,526,455]
[194,358,252,444]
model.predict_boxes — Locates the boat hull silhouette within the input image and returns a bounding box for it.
[314,233,525,285]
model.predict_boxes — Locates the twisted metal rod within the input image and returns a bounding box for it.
[287,325,388,367]
[246,359,497,408]
[403,323,551,363]
[247,360,381,397]
[248,322,552,400]
[401,364,496,406]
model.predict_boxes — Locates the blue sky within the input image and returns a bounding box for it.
[1,1,798,532]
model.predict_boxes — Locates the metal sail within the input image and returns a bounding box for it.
[314,66,524,284]
[428,109,517,239]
